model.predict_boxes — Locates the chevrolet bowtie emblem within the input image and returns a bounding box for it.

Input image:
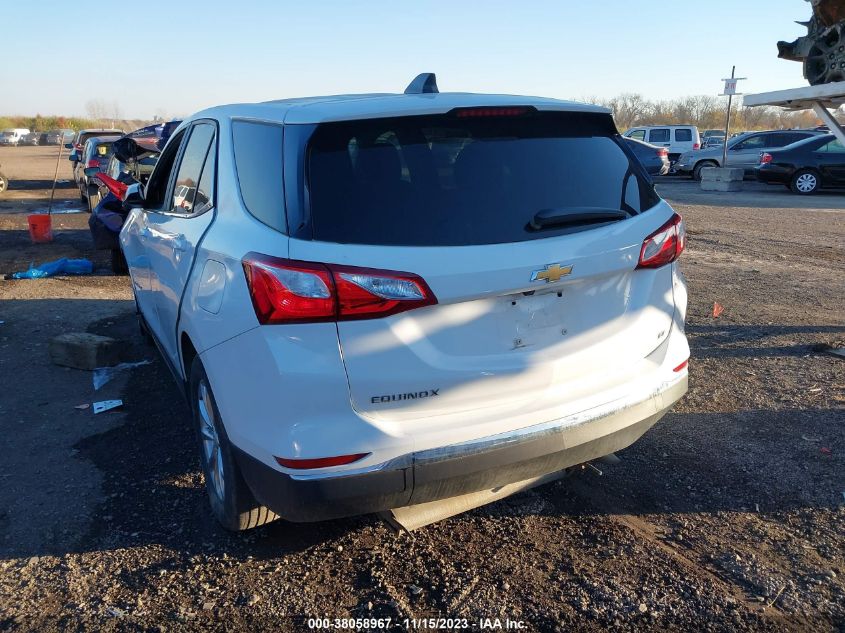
[531,263,573,283]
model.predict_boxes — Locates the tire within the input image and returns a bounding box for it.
[0,173,7,194]
[111,248,128,275]
[190,356,279,531]
[87,187,100,214]
[790,169,820,195]
[693,161,718,181]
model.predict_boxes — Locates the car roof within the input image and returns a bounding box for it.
[188,92,610,125]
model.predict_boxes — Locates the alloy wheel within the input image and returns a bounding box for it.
[198,380,225,502]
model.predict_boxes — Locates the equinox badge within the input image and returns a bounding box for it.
[530,263,573,283]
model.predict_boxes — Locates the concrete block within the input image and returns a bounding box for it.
[700,179,743,192]
[49,333,122,370]
[701,167,744,182]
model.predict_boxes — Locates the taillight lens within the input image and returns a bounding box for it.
[87,159,100,168]
[657,148,669,158]
[452,106,535,118]
[693,142,700,150]
[242,254,437,324]
[275,453,369,469]
[760,153,773,164]
[636,213,686,269]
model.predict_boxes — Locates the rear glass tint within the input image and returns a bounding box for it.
[674,129,692,142]
[306,112,657,246]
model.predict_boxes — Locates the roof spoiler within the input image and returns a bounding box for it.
[404,73,439,95]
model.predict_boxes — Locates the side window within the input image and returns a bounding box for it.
[628,129,646,141]
[674,128,692,142]
[145,130,186,208]
[819,139,845,153]
[649,129,670,143]
[770,133,798,147]
[232,120,285,232]
[170,123,216,214]
[194,139,216,212]
[745,135,769,150]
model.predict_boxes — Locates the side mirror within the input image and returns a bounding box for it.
[123,183,145,207]
[84,167,99,177]
[64,143,73,149]
[68,152,79,162]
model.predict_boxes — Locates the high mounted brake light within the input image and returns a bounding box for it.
[636,213,686,269]
[451,106,536,118]
[242,254,437,324]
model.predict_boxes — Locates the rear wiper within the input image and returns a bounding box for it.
[529,207,628,231]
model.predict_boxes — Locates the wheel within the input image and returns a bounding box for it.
[693,161,718,181]
[790,169,820,195]
[804,22,845,85]
[190,357,279,531]
[0,173,7,194]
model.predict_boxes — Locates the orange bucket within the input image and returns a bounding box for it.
[27,214,53,243]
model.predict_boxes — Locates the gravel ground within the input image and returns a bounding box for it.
[0,155,843,631]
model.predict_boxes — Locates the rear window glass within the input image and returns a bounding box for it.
[675,129,692,142]
[232,121,286,232]
[306,112,658,247]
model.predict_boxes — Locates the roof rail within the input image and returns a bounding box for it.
[404,73,439,95]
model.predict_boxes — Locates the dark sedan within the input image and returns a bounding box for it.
[623,137,670,176]
[755,134,845,194]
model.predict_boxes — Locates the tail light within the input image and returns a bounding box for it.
[760,152,773,164]
[657,148,669,158]
[87,159,100,169]
[636,213,686,269]
[693,142,701,150]
[451,106,536,118]
[242,253,437,324]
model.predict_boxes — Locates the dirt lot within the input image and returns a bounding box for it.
[0,146,843,631]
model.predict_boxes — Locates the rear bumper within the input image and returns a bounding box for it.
[234,374,688,522]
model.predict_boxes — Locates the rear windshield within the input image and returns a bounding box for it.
[305,112,657,246]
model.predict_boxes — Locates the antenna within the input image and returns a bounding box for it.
[404,73,439,95]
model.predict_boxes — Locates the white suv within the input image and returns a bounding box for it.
[623,125,701,162]
[121,74,689,531]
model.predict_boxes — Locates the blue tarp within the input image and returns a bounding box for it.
[7,258,93,279]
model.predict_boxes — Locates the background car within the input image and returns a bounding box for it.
[19,132,41,146]
[0,128,31,146]
[755,134,845,194]
[65,128,124,153]
[622,125,700,162]
[675,129,824,180]
[623,137,670,176]
[69,135,121,208]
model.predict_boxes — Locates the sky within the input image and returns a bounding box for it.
[1,0,814,119]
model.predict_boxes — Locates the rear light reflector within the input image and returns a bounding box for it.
[275,453,370,469]
[760,152,773,164]
[657,148,669,158]
[673,359,689,372]
[693,142,701,150]
[452,106,535,118]
[636,213,686,269]
[242,254,437,324]
[87,159,100,168]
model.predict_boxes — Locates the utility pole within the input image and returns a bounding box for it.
[720,66,747,167]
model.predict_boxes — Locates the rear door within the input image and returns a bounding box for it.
[290,110,677,430]
[729,133,770,171]
[144,121,217,368]
[815,138,845,184]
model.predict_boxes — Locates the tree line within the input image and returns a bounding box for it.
[584,93,838,133]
